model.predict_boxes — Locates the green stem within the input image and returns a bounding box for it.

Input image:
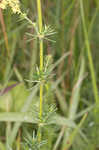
[65,113,88,150]
[80,0,99,106]
[37,0,43,120]
[37,0,43,33]
[37,0,43,141]
[24,15,36,28]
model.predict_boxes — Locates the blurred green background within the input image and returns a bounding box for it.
[0,0,99,150]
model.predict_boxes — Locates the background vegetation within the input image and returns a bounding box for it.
[0,0,99,150]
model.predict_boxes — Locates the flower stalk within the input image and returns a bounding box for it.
[37,0,43,120]
[36,0,44,142]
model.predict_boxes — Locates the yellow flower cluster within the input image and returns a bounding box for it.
[0,0,21,14]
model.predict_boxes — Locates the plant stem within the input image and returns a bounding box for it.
[80,0,99,107]
[37,0,43,33]
[0,9,10,58]
[37,0,43,126]
[65,113,88,150]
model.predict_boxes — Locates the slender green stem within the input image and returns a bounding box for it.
[36,0,44,142]
[37,0,43,123]
[25,16,36,27]
[37,0,43,33]
[80,0,99,106]
[65,113,88,150]
[40,82,43,119]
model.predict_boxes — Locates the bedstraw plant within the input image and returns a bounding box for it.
[0,0,57,149]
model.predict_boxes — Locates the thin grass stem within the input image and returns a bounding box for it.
[80,0,99,107]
